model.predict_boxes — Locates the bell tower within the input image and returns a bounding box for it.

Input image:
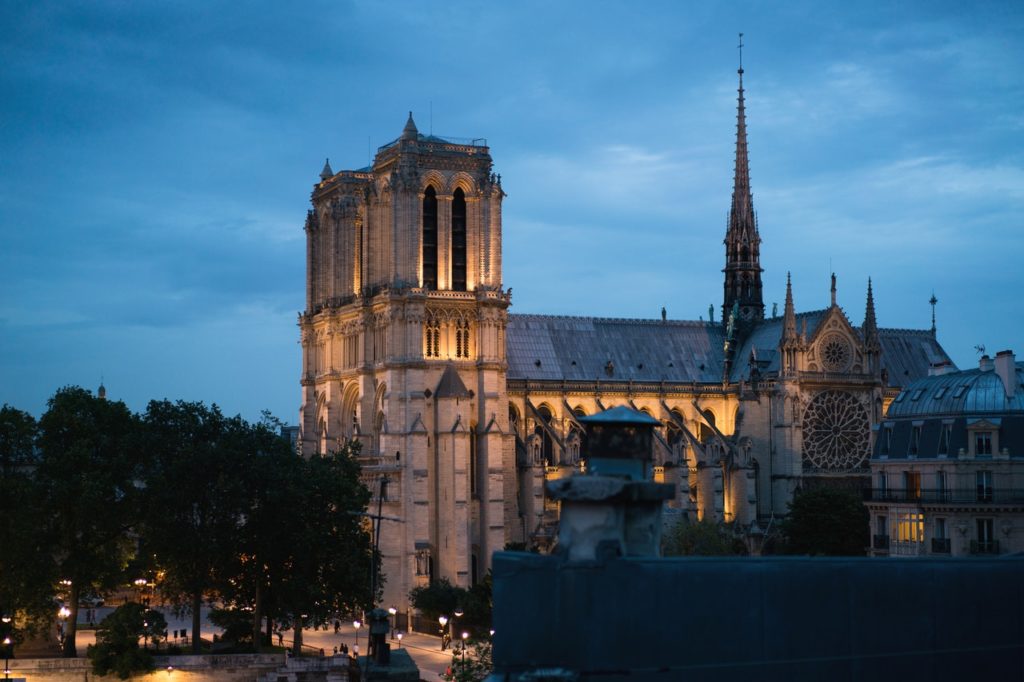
[298,113,513,608]
[722,35,765,325]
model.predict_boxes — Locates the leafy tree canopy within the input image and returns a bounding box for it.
[662,518,747,556]
[87,603,162,679]
[782,487,869,556]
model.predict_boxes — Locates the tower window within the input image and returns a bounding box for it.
[424,321,440,358]
[422,186,438,290]
[452,188,467,291]
[455,320,471,358]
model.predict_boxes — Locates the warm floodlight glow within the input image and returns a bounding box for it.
[438,615,447,626]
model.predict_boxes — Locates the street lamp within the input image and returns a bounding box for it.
[437,615,448,651]
[387,606,397,639]
[352,619,361,657]
[3,635,11,680]
[57,606,70,652]
[460,631,469,668]
[396,632,403,649]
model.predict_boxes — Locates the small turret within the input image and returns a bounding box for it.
[782,272,797,343]
[401,111,418,141]
[98,381,106,400]
[319,158,333,181]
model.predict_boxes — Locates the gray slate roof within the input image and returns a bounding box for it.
[507,315,723,383]
[507,310,953,389]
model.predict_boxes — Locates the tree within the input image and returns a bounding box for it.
[138,400,249,653]
[277,441,375,654]
[662,518,747,556]
[441,637,492,682]
[782,487,869,556]
[0,405,54,638]
[37,387,140,656]
[409,574,492,638]
[87,603,160,679]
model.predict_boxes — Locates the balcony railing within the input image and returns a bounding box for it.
[864,488,1024,504]
[970,540,1000,555]
[872,534,890,550]
[931,537,951,554]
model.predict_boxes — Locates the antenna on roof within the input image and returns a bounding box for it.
[929,291,938,334]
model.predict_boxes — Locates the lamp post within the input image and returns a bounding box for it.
[3,635,11,680]
[352,619,361,657]
[58,606,70,652]
[437,615,448,651]
[396,632,403,649]
[460,631,468,669]
[387,606,397,639]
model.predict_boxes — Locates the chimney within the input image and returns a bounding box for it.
[994,350,1017,399]
[928,361,955,377]
[979,355,994,372]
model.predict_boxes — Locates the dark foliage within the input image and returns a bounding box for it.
[783,487,869,556]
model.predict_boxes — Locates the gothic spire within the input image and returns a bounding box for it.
[863,278,878,341]
[320,158,333,181]
[783,272,797,341]
[722,33,764,324]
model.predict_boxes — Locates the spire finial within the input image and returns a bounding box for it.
[929,291,938,334]
[738,32,744,73]
[830,272,837,307]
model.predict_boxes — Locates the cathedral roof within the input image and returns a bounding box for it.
[506,314,724,383]
[506,309,951,390]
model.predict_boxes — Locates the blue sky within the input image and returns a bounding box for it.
[1,1,1022,423]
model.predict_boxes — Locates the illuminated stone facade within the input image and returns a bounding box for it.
[299,72,951,609]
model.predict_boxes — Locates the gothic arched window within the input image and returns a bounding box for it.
[422,186,438,290]
[535,405,555,466]
[451,188,467,291]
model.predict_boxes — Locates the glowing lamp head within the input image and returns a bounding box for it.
[438,615,448,626]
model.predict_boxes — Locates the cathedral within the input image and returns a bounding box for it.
[297,64,952,609]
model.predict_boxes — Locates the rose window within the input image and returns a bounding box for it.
[819,333,852,373]
[801,391,869,471]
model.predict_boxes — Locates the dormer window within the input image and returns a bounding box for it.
[937,423,951,456]
[976,432,992,456]
[934,387,947,399]
[894,392,906,403]
[952,385,967,398]
[909,425,921,456]
[910,389,924,401]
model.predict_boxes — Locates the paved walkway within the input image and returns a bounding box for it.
[71,608,455,681]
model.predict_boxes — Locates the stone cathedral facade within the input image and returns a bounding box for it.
[298,68,952,609]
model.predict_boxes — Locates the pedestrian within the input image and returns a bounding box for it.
[277,631,283,647]
[334,619,340,634]
[353,644,359,659]
[333,646,338,655]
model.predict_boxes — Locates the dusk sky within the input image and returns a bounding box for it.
[2,1,1022,425]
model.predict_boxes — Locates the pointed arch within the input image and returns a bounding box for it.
[422,185,438,290]
[451,187,467,291]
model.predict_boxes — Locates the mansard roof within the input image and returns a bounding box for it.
[885,361,1024,419]
[506,314,724,383]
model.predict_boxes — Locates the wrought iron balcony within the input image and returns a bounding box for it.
[864,488,1024,504]
[970,540,1001,555]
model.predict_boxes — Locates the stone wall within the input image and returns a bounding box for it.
[6,653,284,682]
